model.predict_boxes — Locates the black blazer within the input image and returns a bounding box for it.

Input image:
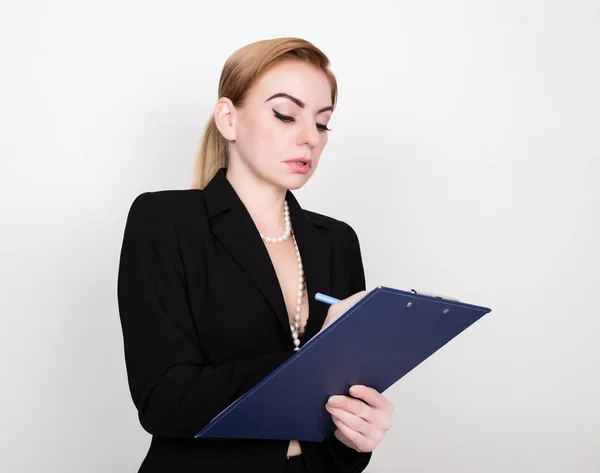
[117,168,372,473]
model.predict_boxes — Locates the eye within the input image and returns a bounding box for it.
[273,109,332,133]
[273,109,294,122]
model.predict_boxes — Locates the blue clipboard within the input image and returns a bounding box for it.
[194,286,492,442]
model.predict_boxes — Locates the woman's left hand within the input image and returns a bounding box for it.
[325,385,394,453]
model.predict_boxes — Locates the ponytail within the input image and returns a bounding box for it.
[191,116,229,189]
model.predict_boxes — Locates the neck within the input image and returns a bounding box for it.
[225,163,288,235]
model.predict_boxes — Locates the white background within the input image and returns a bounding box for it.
[2,0,599,471]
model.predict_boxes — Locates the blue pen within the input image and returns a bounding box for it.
[315,293,341,305]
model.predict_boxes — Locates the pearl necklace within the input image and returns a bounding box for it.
[260,201,305,351]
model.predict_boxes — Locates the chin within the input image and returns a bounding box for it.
[279,172,314,191]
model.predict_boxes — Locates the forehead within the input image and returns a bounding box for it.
[248,60,333,109]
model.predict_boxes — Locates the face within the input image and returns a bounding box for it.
[219,60,333,190]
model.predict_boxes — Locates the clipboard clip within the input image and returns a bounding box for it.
[410,289,460,303]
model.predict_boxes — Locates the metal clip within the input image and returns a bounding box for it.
[410,289,460,302]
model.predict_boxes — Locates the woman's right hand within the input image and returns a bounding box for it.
[319,290,369,333]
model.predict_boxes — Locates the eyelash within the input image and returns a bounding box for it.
[272,109,331,132]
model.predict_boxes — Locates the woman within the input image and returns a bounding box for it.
[117,37,394,473]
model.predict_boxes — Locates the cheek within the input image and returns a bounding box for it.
[313,133,329,157]
[238,115,288,161]
[320,133,329,150]
[308,134,328,172]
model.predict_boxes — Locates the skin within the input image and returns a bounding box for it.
[213,59,393,456]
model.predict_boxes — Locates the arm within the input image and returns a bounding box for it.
[117,192,294,439]
[321,223,372,472]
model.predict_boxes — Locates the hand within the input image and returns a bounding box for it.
[319,290,369,332]
[325,385,393,453]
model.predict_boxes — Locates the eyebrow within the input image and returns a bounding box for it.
[266,93,333,113]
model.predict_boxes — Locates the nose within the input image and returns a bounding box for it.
[296,117,321,150]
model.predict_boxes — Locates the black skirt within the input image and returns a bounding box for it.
[282,454,308,473]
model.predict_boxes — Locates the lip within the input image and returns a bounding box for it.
[284,157,313,168]
[284,158,312,175]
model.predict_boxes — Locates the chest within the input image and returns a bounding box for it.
[185,236,318,365]
[178,208,357,367]
[263,237,310,335]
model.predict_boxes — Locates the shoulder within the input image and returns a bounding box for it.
[123,190,208,243]
[302,208,361,248]
[128,189,203,209]
[303,208,366,287]
[126,189,205,220]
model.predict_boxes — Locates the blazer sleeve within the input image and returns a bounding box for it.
[321,222,373,472]
[116,192,294,439]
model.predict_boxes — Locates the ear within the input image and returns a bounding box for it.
[214,97,237,141]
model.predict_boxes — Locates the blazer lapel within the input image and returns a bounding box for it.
[203,168,332,344]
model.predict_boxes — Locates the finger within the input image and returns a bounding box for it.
[331,415,377,453]
[331,415,367,450]
[333,428,355,450]
[326,405,370,434]
[328,396,374,422]
[323,291,370,330]
[343,290,368,308]
[349,385,393,413]
[328,404,384,441]
[331,291,368,314]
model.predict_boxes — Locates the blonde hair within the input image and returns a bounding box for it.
[191,37,338,189]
